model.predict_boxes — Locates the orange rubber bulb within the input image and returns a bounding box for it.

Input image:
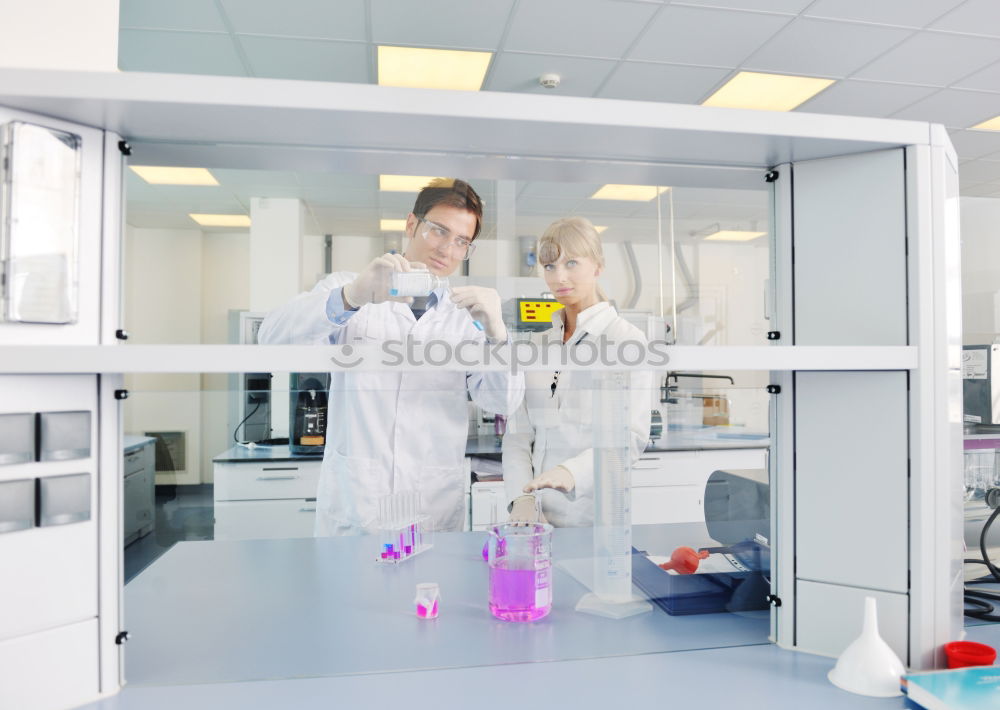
[658,546,710,575]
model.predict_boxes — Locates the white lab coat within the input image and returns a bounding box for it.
[502,302,652,527]
[258,272,524,535]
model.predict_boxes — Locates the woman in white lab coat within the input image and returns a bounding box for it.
[502,217,651,527]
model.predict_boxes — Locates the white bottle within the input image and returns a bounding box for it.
[390,271,448,298]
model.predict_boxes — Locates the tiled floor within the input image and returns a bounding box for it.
[124,484,214,584]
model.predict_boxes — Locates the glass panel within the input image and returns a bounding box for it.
[121,370,772,684]
[122,164,768,347]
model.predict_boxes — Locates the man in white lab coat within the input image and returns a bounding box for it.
[258,179,524,535]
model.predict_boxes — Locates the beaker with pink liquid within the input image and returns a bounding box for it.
[487,522,553,622]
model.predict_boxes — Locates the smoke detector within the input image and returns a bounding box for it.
[539,73,561,89]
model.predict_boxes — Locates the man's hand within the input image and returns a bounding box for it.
[522,466,575,494]
[451,285,507,341]
[343,253,425,308]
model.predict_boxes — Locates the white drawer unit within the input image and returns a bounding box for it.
[123,436,155,545]
[470,481,506,530]
[631,448,768,525]
[212,457,321,541]
[214,499,317,541]
[214,461,320,502]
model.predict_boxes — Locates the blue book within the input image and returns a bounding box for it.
[902,666,1000,709]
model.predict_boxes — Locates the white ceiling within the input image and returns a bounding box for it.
[118,0,1000,232]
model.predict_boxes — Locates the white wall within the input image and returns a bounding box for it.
[961,196,1000,345]
[0,0,119,71]
[125,224,329,484]
[200,233,251,482]
[123,226,203,484]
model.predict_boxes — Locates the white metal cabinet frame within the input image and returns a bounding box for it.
[0,69,960,705]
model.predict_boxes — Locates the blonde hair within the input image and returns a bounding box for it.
[537,217,608,301]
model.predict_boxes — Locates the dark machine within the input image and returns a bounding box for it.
[289,372,330,455]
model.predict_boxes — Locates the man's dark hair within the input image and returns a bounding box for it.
[412,178,484,240]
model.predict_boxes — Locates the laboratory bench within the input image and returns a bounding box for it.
[82,524,1000,710]
[212,431,769,538]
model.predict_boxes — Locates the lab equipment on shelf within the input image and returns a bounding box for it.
[389,271,447,298]
[376,492,432,564]
[487,522,552,622]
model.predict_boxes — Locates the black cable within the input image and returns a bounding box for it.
[233,400,261,445]
[964,504,1000,621]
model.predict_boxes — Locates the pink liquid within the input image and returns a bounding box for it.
[489,563,551,622]
[416,601,438,619]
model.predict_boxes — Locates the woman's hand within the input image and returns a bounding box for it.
[523,466,575,493]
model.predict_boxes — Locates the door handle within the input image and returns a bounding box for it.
[256,475,299,481]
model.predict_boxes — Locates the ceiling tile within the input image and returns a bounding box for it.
[890,88,1000,127]
[218,0,367,41]
[301,187,379,208]
[961,182,1000,196]
[238,36,369,82]
[371,0,515,49]
[930,0,1000,38]
[953,59,1000,92]
[127,211,210,230]
[517,182,599,199]
[958,159,1000,183]
[630,6,791,66]
[585,200,660,217]
[948,129,1000,159]
[504,0,658,59]
[743,18,912,78]
[118,30,246,75]
[669,0,812,12]
[598,62,730,102]
[513,196,587,215]
[232,186,306,200]
[803,0,964,28]
[485,53,617,96]
[212,169,301,187]
[378,192,421,212]
[120,0,228,31]
[796,80,937,118]
[298,172,379,190]
[126,184,230,204]
[853,31,1000,87]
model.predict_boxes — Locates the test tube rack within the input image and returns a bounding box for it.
[376,492,433,564]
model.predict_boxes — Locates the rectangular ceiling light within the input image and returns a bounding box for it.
[594,225,608,234]
[380,175,439,192]
[703,71,834,112]
[131,166,219,186]
[704,230,767,242]
[589,185,670,201]
[380,219,408,231]
[189,213,251,228]
[378,46,492,91]
[972,115,1000,131]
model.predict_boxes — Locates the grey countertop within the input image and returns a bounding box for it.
[75,523,990,710]
[123,435,156,454]
[120,525,768,687]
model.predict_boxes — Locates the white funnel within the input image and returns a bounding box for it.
[828,597,905,698]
